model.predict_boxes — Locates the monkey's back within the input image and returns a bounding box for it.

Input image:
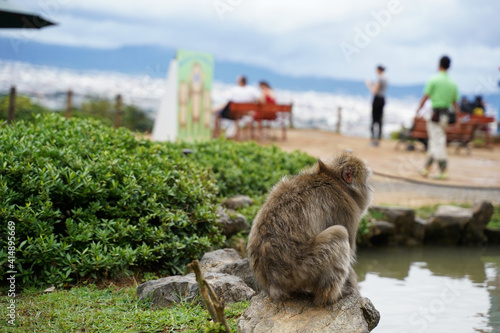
[247,171,360,288]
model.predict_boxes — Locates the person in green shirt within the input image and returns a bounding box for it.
[416,55,460,180]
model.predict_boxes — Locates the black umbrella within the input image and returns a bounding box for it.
[0,0,56,29]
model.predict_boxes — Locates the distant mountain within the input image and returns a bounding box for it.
[0,36,490,104]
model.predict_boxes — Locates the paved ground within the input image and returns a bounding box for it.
[266,128,500,207]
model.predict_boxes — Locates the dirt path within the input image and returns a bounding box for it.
[269,129,500,207]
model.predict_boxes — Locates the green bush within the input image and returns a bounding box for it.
[0,114,223,287]
[180,139,317,198]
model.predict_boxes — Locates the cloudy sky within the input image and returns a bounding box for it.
[3,0,500,93]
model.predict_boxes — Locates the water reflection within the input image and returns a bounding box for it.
[354,246,500,333]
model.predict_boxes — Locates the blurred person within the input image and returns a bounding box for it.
[472,95,485,116]
[213,75,259,138]
[365,65,387,146]
[460,96,473,114]
[258,80,276,104]
[416,55,460,180]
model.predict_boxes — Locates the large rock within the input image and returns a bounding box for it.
[136,272,255,308]
[200,249,260,292]
[411,217,427,243]
[220,258,261,292]
[485,228,500,244]
[461,201,494,245]
[199,248,242,273]
[222,195,255,210]
[361,220,395,246]
[216,206,249,237]
[237,293,380,333]
[370,206,415,243]
[424,205,473,245]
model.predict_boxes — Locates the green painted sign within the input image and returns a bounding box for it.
[176,49,214,141]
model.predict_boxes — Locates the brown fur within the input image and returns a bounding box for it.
[247,151,372,305]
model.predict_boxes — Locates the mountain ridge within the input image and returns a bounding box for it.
[0,37,426,98]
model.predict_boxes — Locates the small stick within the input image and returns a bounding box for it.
[188,260,230,332]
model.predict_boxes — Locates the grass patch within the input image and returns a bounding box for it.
[0,285,249,332]
[414,204,440,220]
[414,203,472,220]
[488,205,500,229]
[369,210,387,221]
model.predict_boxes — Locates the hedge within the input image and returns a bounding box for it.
[180,139,317,198]
[0,114,223,286]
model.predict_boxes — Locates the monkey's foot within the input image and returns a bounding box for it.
[268,285,291,303]
[341,286,360,298]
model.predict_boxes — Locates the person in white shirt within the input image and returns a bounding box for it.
[213,76,259,138]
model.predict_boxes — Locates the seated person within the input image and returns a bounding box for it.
[213,76,259,138]
[258,81,276,104]
[253,81,279,124]
[472,95,485,116]
[460,97,473,114]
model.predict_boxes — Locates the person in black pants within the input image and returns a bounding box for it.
[365,65,387,146]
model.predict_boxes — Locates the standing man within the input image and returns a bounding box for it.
[365,65,387,146]
[416,55,460,180]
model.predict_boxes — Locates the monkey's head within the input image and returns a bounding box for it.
[318,151,373,200]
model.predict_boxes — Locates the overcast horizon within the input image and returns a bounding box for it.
[1,0,499,94]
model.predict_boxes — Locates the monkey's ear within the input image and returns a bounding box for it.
[318,159,328,174]
[342,166,354,184]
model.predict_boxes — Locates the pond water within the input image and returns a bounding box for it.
[355,246,500,333]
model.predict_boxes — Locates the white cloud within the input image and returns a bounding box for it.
[2,0,499,93]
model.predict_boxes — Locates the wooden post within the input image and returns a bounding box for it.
[114,94,122,128]
[7,86,16,124]
[66,90,73,119]
[336,106,342,134]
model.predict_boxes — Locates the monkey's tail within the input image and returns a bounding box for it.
[306,225,352,305]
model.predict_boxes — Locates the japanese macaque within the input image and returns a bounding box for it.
[247,151,372,306]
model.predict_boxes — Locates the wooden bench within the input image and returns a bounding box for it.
[405,116,476,155]
[227,102,293,141]
[468,115,495,148]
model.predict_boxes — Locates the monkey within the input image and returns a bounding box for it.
[247,151,372,306]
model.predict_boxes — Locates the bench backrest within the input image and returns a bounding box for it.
[228,102,293,121]
[469,115,494,124]
[228,102,292,112]
[411,117,475,141]
[411,118,428,139]
[228,102,259,112]
[260,104,292,112]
